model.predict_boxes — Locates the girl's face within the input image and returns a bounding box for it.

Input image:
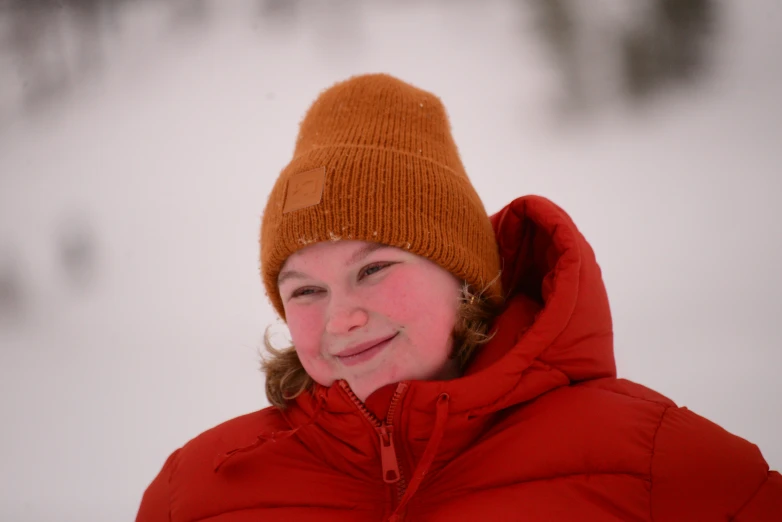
[278,241,462,401]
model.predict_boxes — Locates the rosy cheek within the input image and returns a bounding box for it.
[286,305,324,356]
[374,279,418,321]
[377,269,458,336]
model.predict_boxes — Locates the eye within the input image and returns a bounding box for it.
[359,262,393,280]
[290,287,323,299]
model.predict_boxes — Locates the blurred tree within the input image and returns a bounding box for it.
[257,0,301,25]
[57,214,97,291]
[0,0,213,119]
[166,0,210,31]
[0,249,26,328]
[529,0,716,112]
[5,0,73,113]
[622,0,715,100]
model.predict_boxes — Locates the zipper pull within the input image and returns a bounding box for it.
[376,425,401,483]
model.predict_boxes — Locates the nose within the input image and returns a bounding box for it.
[325,297,369,335]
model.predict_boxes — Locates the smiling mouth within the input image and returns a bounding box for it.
[335,333,398,366]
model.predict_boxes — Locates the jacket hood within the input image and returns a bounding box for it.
[457,194,616,411]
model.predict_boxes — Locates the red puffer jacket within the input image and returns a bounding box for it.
[136,196,781,521]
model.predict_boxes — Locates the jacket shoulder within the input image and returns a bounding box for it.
[542,379,780,520]
[575,376,677,407]
[651,405,778,521]
[136,406,287,522]
[182,405,288,463]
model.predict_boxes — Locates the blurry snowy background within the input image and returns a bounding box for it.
[1,0,780,520]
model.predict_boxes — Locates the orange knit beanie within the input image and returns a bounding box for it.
[260,73,502,319]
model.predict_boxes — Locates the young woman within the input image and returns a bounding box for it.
[136,74,781,521]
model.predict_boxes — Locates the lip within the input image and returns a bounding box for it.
[334,333,398,365]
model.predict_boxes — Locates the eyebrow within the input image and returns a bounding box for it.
[347,242,388,266]
[277,243,389,286]
[277,269,309,286]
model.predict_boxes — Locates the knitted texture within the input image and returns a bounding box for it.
[260,73,502,319]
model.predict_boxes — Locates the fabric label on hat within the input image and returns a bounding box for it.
[283,166,326,214]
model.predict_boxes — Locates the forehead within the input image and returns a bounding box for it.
[282,241,392,269]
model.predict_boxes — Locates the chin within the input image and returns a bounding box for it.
[348,375,392,400]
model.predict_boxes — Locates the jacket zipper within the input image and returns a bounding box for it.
[339,381,409,505]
